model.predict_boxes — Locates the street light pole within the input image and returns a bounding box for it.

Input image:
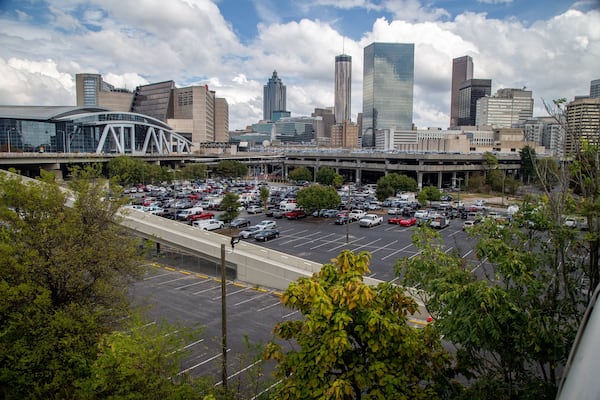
[345,185,350,244]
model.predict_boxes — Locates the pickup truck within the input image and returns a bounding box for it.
[192,219,224,231]
[348,210,367,222]
[359,214,383,227]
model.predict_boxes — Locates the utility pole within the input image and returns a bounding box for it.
[220,244,228,390]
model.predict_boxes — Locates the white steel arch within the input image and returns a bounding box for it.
[95,123,191,155]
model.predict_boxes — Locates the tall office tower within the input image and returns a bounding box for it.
[362,42,414,148]
[75,73,132,111]
[565,96,600,155]
[334,54,352,123]
[263,70,286,121]
[450,56,473,128]
[131,81,176,122]
[475,88,533,128]
[214,98,229,142]
[458,78,492,126]
[590,79,600,98]
[312,107,335,139]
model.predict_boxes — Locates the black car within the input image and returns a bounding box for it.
[254,229,279,241]
[230,217,251,229]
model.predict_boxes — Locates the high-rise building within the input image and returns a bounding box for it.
[475,88,533,128]
[362,42,414,147]
[590,79,600,98]
[263,70,286,121]
[458,79,492,126]
[565,96,600,155]
[312,107,335,140]
[331,121,359,148]
[334,54,352,123]
[450,56,473,128]
[75,73,132,111]
[215,98,229,142]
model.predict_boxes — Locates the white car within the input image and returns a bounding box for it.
[239,225,264,239]
[246,205,264,214]
[192,219,224,231]
[256,220,277,230]
[359,214,383,227]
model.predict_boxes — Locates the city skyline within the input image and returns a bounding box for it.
[0,0,598,131]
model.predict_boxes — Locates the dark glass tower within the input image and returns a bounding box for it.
[458,79,491,126]
[362,42,414,147]
[263,71,286,121]
[450,56,473,128]
[335,54,352,123]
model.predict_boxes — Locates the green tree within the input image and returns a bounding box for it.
[288,167,312,183]
[78,316,209,399]
[520,145,537,185]
[0,168,144,398]
[296,185,341,213]
[215,160,247,178]
[397,214,586,399]
[219,191,241,223]
[420,186,441,202]
[375,182,394,201]
[316,167,343,187]
[375,173,418,201]
[264,250,455,399]
[260,186,270,209]
[179,163,207,181]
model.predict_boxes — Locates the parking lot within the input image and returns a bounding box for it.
[235,210,482,282]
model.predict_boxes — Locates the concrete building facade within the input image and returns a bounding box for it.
[475,88,534,128]
[458,78,492,127]
[565,96,600,155]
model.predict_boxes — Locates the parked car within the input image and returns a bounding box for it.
[388,216,404,224]
[187,211,215,223]
[192,219,224,231]
[462,220,476,231]
[349,210,367,222]
[230,217,251,229]
[239,225,263,239]
[387,207,401,215]
[256,220,277,230]
[399,217,417,227]
[334,215,350,225]
[272,209,285,219]
[359,214,383,227]
[246,205,264,214]
[323,209,339,218]
[285,209,307,219]
[254,229,280,242]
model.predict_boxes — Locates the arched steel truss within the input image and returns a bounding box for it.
[94,123,191,155]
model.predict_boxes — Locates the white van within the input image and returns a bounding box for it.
[192,219,224,231]
[175,207,203,221]
[280,202,297,212]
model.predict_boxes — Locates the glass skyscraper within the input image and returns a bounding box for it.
[362,42,414,147]
[334,54,352,123]
[263,70,286,121]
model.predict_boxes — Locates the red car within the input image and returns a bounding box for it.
[285,209,306,219]
[399,217,417,226]
[187,212,215,222]
[388,216,417,226]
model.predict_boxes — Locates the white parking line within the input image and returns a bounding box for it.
[234,291,273,306]
[310,235,345,250]
[381,243,414,260]
[294,232,337,248]
[143,272,173,280]
[352,238,381,252]
[192,282,229,295]
[280,231,322,245]
[211,286,249,300]
[329,236,366,251]
[370,239,398,254]
[256,301,282,312]
[156,275,194,285]
[178,349,231,375]
[282,310,299,319]
[462,249,474,258]
[176,279,213,290]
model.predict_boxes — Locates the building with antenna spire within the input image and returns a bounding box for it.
[263,70,287,121]
[334,54,352,123]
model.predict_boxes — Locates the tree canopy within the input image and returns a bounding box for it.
[288,167,313,183]
[375,173,418,201]
[316,167,344,188]
[215,160,248,178]
[219,191,242,223]
[265,250,454,399]
[296,185,341,213]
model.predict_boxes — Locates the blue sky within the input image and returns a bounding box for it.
[0,0,598,130]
